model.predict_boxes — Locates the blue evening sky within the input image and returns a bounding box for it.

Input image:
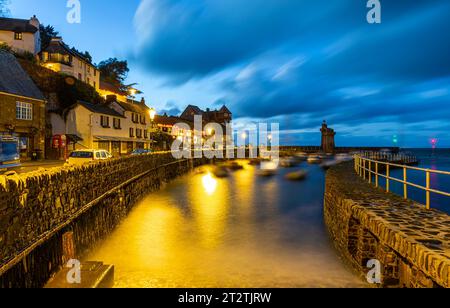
[7,0,450,147]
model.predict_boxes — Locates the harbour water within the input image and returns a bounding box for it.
[84,162,367,288]
[385,149,450,213]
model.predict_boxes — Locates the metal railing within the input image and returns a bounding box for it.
[354,154,450,210]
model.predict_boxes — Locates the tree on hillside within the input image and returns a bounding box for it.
[98,58,129,90]
[0,0,10,17]
[71,47,92,63]
[40,25,59,49]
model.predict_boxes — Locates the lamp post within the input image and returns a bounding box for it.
[149,108,156,150]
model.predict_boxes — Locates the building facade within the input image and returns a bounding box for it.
[0,16,41,55]
[40,37,100,90]
[0,51,46,159]
[50,98,155,157]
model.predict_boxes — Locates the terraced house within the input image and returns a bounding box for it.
[51,98,155,157]
[0,50,46,159]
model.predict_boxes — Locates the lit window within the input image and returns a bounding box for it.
[100,115,110,128]
[16,102,33,120]
[14,32,23,40]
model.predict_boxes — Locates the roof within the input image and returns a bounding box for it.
[99,80,127,96]
[0,17,38,34]
[115,99,150,114]
[43,38,94,66]
[219,105,232,114]
[185,105,203,114]
[0,51,45,101]
[77,101,125,118]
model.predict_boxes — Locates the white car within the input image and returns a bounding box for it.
[67,150,113,165]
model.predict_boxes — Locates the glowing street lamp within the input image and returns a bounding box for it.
[149,108,156,150]
[149,108,156,122]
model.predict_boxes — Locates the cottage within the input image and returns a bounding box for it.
[0,50,46,159]
[0,16,41,55]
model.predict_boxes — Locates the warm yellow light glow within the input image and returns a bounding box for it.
[242,132,247,139]
[129,88,137,96]
[207,128,213,136]
[149,108,156,121]
[202,173,218,195]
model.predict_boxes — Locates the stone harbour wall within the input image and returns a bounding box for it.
[324,163,450,288]
[0,153,207,288]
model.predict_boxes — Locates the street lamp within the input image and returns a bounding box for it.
[149,108,156,150]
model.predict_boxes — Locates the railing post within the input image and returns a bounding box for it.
[426,170,431,210]
[375,162,379,188]
[386,164,390,193]
[363,159,366,180]
[369,161,372,184]
[403,167,408,200]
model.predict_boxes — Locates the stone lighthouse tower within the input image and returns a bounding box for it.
[321,121,336,153]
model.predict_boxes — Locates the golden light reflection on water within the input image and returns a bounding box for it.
[84,164,367,288]
[202,173,218,195]
[191,168,229,249]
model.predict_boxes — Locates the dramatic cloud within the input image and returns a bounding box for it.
[132,0,450,147]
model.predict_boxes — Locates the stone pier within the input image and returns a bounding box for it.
[324,163,450,288]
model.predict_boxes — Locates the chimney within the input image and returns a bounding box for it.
[206,108,210,112]
[106,95,117,104]
[140,97,146,105]
[29,15,40,29]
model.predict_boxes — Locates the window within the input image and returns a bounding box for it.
[94,70,97,76]
[132,113,139,123]
[16,102,33,120]
[78,73,82,80]
[144,130,148,139]
[136,129,142,138]
[70,151,93,159]
[129,128,135,138]
[87,77,90,85]
[14,32,23,40]
[100,115,110,128]
[94,81,97,89]
[87,66,90,73]
[113,118,121,129]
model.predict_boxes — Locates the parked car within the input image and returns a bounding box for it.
[131,149,152,156]
[67,150,113,165]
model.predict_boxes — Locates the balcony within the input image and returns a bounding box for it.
[41,53,73,67]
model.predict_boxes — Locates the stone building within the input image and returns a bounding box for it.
[180,104,232,126]
[0,50,46,159]
[39,37,100,90]
[0,16,41,55]
[321,121,336,153]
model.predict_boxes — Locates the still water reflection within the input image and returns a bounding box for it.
[85,162,366,288]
